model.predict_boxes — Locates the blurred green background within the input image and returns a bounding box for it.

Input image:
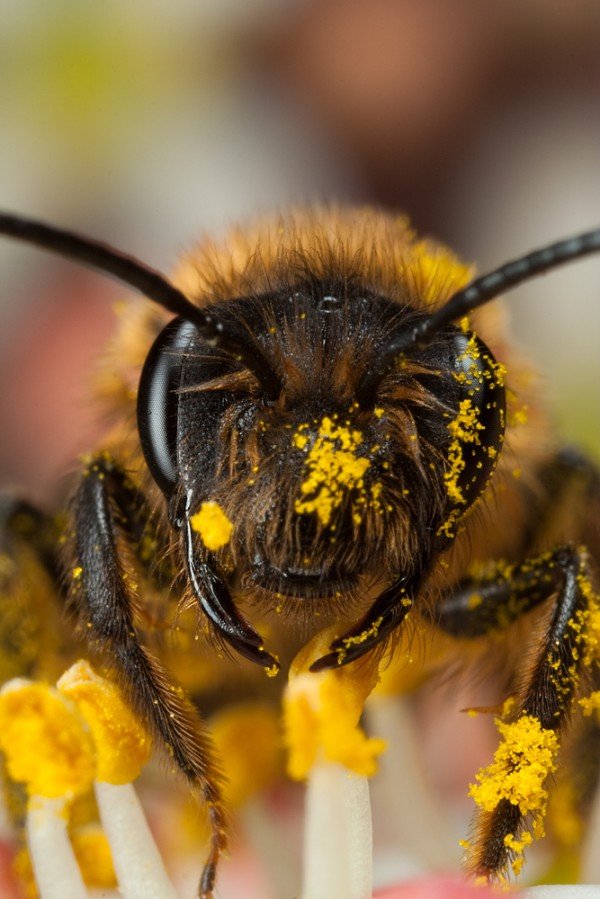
[1,0,599,500]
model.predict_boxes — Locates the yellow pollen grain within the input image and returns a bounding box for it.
[503,829,534,876]
[341,616,384,653]
[293,417,373,526]
[469,714,559,818]
[58,660,151,784]
[72,566,83,580]
[568,573,600,666]
[293,433,309,450]
[467,592,483,610]
[0,680,95,798]
[264,662,279,678]
[283,627,386,780]
[190,501,233,551]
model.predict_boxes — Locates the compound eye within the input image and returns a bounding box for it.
[444,330,506,520]
[137,317,197,497]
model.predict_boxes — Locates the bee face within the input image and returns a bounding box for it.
[138,278,505,604]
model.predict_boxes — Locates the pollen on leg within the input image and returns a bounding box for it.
[469,714,559,818]
[467,712,559,875]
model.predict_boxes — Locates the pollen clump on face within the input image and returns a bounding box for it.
[444,398,485,506]
[190,501,234,551]
[293,417,373,526]
[469,714,559,818]
[283,627,386,780]
[0,680,95,799]
[58,659,152,784]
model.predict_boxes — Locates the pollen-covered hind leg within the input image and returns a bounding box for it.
[0,496,66,682]
[437,545,600,879]
[70,454,227,899]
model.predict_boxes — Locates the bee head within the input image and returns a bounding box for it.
[138,283,505,606]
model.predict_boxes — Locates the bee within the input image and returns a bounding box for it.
[0,208,599,895]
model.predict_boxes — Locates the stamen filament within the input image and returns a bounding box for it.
[95,781,178,899]
[26,797,89,899]
[283,626,385,899]
[303,762,373,899]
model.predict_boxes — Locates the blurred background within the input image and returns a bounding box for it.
[0,3,599,894]
[1,0,599,500]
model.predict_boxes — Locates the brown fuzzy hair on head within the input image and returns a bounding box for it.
[175,205,474,311]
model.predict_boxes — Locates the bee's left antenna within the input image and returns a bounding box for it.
[0,211,280,393]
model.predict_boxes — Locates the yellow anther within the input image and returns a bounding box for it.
[283,627,386,780]
[0,680,95,798]
[58,660,151,784]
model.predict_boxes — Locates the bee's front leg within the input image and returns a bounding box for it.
[70,453,227,899]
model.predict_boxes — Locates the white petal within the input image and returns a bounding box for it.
[525,888,600,898]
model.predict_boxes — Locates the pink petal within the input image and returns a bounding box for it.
[374,875,518,898]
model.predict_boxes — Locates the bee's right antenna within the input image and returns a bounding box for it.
[410,226,600,345]
[358,226,600,405]
[0,212,280,394]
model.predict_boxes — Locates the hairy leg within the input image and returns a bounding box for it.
[433,450,600,878]
[70,454,226,898]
